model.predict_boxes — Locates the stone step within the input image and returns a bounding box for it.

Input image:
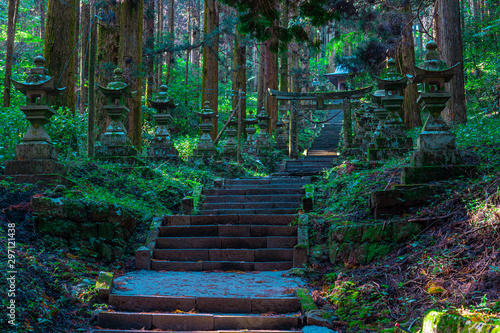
[204,189,305,196]
[159,225,297,237]
[150,260,294,271]
[200,208,299,215]
[98,312,301,331]
[202,202,300,211]
[153,248,294,262]
[222,184,305,190]
[163,215,297,227]
[204,194,303,204]
[223,178,310,185]
[155,236,298,249]
[92,329,302,333]
[108,294,300,313]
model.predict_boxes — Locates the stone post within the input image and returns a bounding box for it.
[193,101,217,157]
[256,107,271,151]
[243,110,258,155]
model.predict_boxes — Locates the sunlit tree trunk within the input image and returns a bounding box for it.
[201,0,219,138]
[165,0,175,84]
[44,0,79,110]
[435,0,467,124]
[3,0,20,107]
[119,0,144,148]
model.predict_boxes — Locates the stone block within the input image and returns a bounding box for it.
[302,197,313,213]
[214,314,299,330]
[267,236,297,248]
[254,262,293,270]
[219,225,250,237]
[196,297,251,313]
[5,159,66,175]
[32,196,66,218]
[293,245,308,268]
[96,271,113,301]
[208,249,254,261]
[15,143,58,160]
[402,165,477,184]
[368,148,411,161]
[163,215,191,226]
[109,295,196,312]
[98,312,152,330]
[182,197,194,215]
[135,246,151,270]
[251,298,300,314]
[374,137,413,149]
[153,313,214,331]
[411,149,461,166]
[416,132,456,151]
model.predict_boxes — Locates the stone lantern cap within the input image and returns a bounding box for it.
[409,41,458,87]
[375,58,408,93]
[196,101,217,117]
[256,107,270,120]
[11,56,65,104]
[244,109,259,125]
[98,67,133,105]
[369,89,385,105]
[148,85,176,113]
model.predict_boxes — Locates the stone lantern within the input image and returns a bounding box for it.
[369,90,389,145]
[368,58,413,161]
[274,114,287,151]
[5,56,69,186]
[243,109,258,155]
[147,85,178,161]
[222,117,238,157]
[96,67,143,165]
[194,101,217,157]
[256,107,271,149]
[402,40,475,183]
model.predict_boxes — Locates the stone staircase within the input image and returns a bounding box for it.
[92,176,310,333]
[283,108,342,175]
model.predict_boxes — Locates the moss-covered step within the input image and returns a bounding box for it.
[422,310,500,333]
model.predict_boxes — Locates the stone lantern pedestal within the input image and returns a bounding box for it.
[222,119,238,157]
[96,68,144,166]
[4,56,71,187]
[274,114,287,151]
[243,110,258,155]
[256,107,271,151]
[193,101,217,158]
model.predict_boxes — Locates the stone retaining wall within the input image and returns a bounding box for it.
[32,196,138,260]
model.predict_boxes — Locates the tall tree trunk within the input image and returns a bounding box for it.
[3,0,20,107]
[44,0,79,110]
[232,31,246,118]
[192,0,201,68]
[79,2,90,112]
[145,0,155,101]
[257,44,266,110]
[164,0,175,84]
[119,0,144,148]
[38,0,46,39]
[400,4,421,128]
[96,3,120,134]
[185,7,191,85]
[265,39,279,133]
[279,1,289,93]
[156,0,164,85]
[201,0,219,138]
[436,0,467,124]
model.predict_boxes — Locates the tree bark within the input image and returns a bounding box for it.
[79,1,90,112]
[201,0,219,138]
[185,7,191,85]
[38,0,46,39]
[119,0,144,148]
[164,0,175,84]
[399,4,421,129]
[257,44,266,110]
[144,0,155,101]
[232,31,246,119]
[265,39,279,133]
[3,0,20,107]
[436,0,467,124]
[96,3,120,134]
[156,0,164,85]
[279,1,289,93]
[44,0,79,110]
[192,0,201,68]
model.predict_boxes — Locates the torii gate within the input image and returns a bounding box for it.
[268,87,372,159]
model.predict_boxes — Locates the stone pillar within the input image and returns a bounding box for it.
[256,107,271,151]
[222,119,238,157]
[243,110,258,155]
[193,101,217,157]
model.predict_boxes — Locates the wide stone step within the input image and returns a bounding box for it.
[151,260,294,271]
[98,312,301,331]
[153,248,294,262]
[163,215,298,227]
[200,208,298,215]
[93,330,301,333]
[159,225,297,237]
[108,294,300,313]
[155,236,297,249]
[223,178,310,185]
[222,184,305,190]
[204,188,305,196]
[202,202,300,210]
[204,194,303,204]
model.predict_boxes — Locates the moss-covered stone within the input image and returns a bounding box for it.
[295,288,317,313]
[421,310,500,333]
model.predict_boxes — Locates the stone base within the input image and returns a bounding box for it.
[410,149,462,166]
[374,137,413,149]
[1,174,74,188]
[369,184,435,219]
[15,143,58,160]
[368,148,411,161]
[5,159,66,175]
[402,165,478,184]
[95,145,138,157]
[416,132,456,151]
[147,146,179,161]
